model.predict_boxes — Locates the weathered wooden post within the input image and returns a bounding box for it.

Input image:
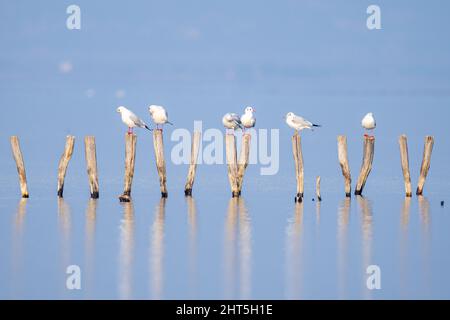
[10,136,29,198]
[398,135,412,197]
[84,136,99,199]
[416,136,434,196]
[337,136,351,197]
[153,130,168,198]
[355,136,375,196]
[292,133,304,203]
[225,134,239,197]
[316,176,322,202]
[57,136,75,197]
[237,134,251,196]
[119,134,137,202]
[184,132,201,196]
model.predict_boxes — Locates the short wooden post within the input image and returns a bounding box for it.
[398,135,412,197]
[416,136,434,196]
[316,176,322,202]
[292,133,304,203]
[355,136,375,196]
[225,135,239,197]
[57,136,75,197]
[337,136,351,197]
[119,134,137,202]
[153,130,168,198]
[184,132,201,196]
[84,136,99,199]
[10,136,29,198]
[237,134,251,196]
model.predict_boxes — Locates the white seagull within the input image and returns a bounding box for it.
[361,112,376,138]
[148,105,173,130]
[222,113,243,134]
[240,106,256,133]
[285,112,321,133]
[117,106,152,134]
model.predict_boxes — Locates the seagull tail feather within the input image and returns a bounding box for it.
[145,125,153,131]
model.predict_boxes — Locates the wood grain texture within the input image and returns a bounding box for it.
[153,130,168,198]
[416,136,434,196]
[57,136,75,197]
[184,132,201,196]
[84,136,99,199]
[398,135,412,197]
[119,134,137,202]
[337,135,351,197]
[10,136,29,198]
[355,136,375,196]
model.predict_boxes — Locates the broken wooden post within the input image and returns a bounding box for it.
[153,130,168,198]
[84,136,99,199]
[337,136,351,197]
[10,136,29,198]
[355,136,375,196]
[416,136,434,196]
[184,132,201,196]
[57,136,75,197]
[237,134,251,196]
[316,176,322,202]
[119,134,137,202]
[225,134,239,197]
[398,135,412,197]
[292,133,304,203]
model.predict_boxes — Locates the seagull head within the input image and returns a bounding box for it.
[245,106,255,114]
[117,106,125,113]
[286,112,294,120]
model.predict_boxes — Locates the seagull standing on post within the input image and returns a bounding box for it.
[148,105,173,131]
[361,112,376,139]
[285,112,321,134]
[222,113,243,134]
[240,106,256,134]
[117,106,152,134]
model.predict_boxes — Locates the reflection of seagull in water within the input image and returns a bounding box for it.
[285,112,321,134]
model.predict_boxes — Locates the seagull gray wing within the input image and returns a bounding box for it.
[292,115,313,128]
[129,112,147,128]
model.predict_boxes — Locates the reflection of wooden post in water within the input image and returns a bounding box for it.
[119,134,137,202]
[237,135,251,196]
[237,198,252,300]
[316,176,322,202]
[150,198,166,299]
[225,135,239,197]
[400,197,411,298]
[57,198,71,295]
[153,131,168,198]
[285,202,304,299]
[57,136,75,197]
[398,135,412,197]
[416,136,434,196]
[186,197,198,298]
[12,199,27,297]
[356,196,373,299]
[292,133,304,203]
[224,198,238,299]
[185,132,201,196]
[85,199,97,298]
[337,136,351,197]
[10,136,29,198]
[337,198,350,299]
[84,136,99,199]
[355,136,375,196]
[119,202,134,300]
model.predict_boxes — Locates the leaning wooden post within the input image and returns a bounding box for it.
[84,136,99,199]
[184,132,201,196]
[225,134,239,197]
[416,136,434,196]
[119,134,137,202]
[57,136,75,197]
[316,176,322,202]
[355,136,375,196]
[153,130,168,198]
[398,135,412,197]
[237,134,251,196]
[292,133,304,203]
[10,136,29,198]
[337,136,351,197]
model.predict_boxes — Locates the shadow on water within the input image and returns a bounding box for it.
[118,201,134,300]
[224,197,252,300]
[11,198,28,298]
[356,196,373,300]
[150,198,166,300]
[84,199,97,298]
[57,198,71,296]
[337,197,350,299]
[186,197,198,298]
[418,196,431,297]
[285,202,303,300]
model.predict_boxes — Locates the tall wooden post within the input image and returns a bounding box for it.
[355,136,375,196]
[119,134,137,202]
[57,136,75,197]
[337,136,351,197]
[84,136,99,199]
[398,135,412,197]
[237,134,251,196]
[316,176,322,202]
[292,133,304,203]
[10,136,29,198]
[184,132,201,196]
[225,135,239,197]
[153,130,168,198]
[416,136,434,196]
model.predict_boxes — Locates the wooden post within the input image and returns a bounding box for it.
[398,135,412,197]
[57,136,75,197]
[84,136,99,199]
[10,136,29,198]
[119,134,137,202]
[355,136,375,196]
[237,134,251,196]
[316,176,322,202]
[184,132,201,196]
[337,136,351,197]
[416,136,434,196]
[153,130,168,198]
[225,134,239,197]
[292,133,304,203]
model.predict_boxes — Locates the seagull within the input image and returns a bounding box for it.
[117,106,152,134]
[240,106,256,134]
[222,113,243,134]
[361,112,376,138]
[285,112,321,134]
[148,105,173,130]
